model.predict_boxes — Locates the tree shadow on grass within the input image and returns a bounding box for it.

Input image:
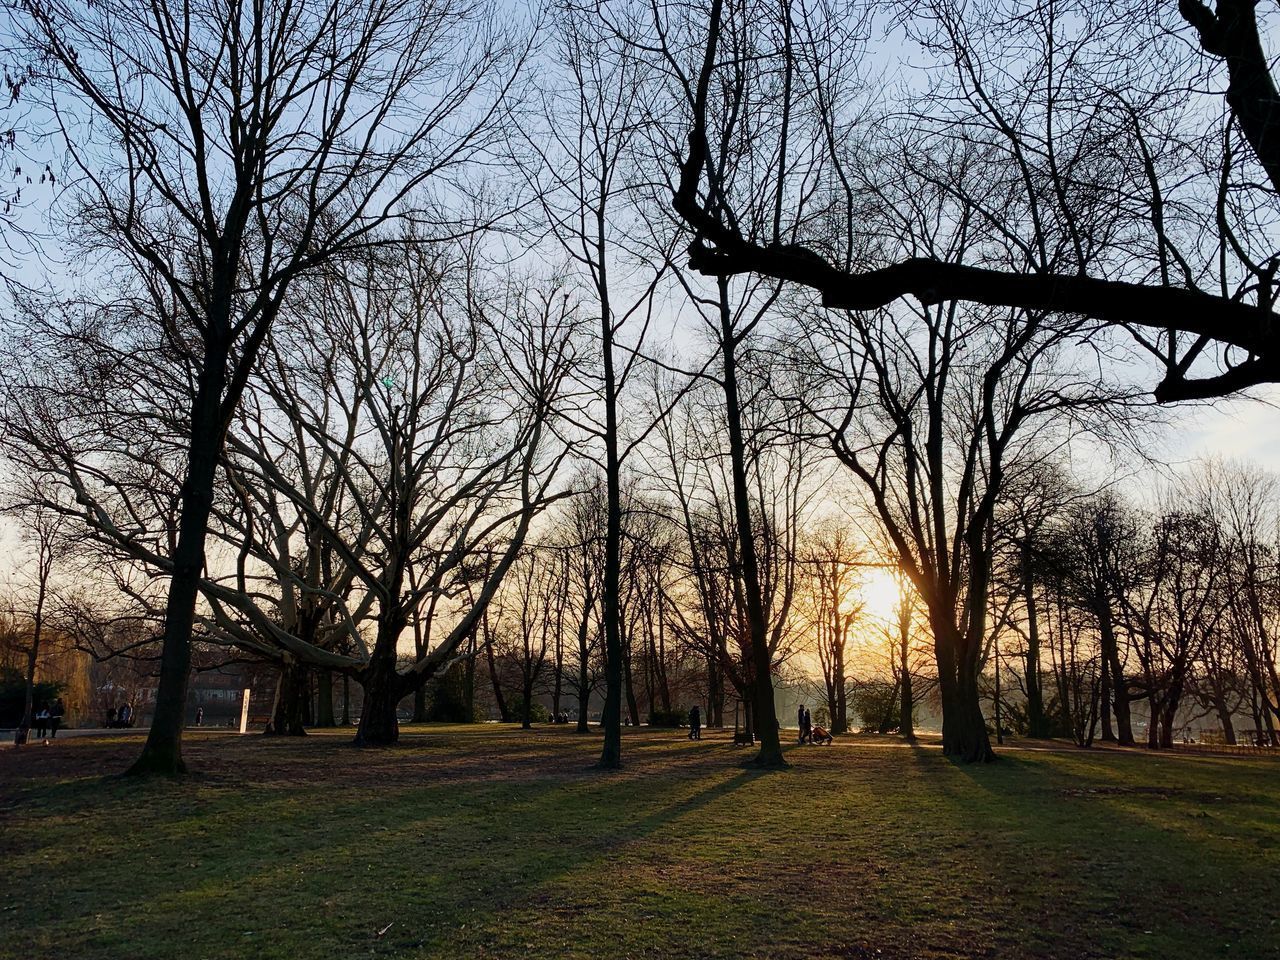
[1,738,762,960]
[895,736,1280,959]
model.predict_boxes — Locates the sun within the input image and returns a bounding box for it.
[858,567,906,625]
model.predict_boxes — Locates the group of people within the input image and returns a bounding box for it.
[104,703,134,728]
[31,699,66,739]
[797,705,833,745]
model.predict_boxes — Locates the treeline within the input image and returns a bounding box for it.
[992,463,1280,750]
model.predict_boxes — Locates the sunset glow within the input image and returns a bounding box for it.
[858,567,906,625]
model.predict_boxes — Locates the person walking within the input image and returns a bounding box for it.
[797,704,807,744]
[195,706,204,727]
[50,698,65,738]
[688,704,702,741]
[35,705,49,739]
[802,706,812,745]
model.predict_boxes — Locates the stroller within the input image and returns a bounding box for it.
[810,724,833,745]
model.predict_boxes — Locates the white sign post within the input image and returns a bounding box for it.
[238,688,251,734]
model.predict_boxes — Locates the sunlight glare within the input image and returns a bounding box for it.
[858,567,905,625]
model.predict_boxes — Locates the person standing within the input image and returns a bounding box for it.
[50,698,65,738]
[35,705,49,739]
[688,704,702,741]
[797,704,807,744]
[195,706,204,727]
[802,706,812,745]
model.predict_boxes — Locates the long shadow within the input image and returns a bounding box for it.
[893,733,1280,953]
[2,731,763,958]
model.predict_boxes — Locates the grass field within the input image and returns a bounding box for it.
[1,726,1277,960]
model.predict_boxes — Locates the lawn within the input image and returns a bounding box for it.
[1,726,1276,960]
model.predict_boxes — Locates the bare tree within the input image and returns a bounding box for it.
[209,258,580,745]
[2,493,67,745]
[798,525,864,735]
[532,2,680,767]
[673,0,1280,401]
[7,0,528,774]
[1118,507,1228,748]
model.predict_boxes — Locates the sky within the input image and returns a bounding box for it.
[5,0,1280,589]
[1168,389,1280,466]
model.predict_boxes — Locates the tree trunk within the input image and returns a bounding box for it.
[1099,651,1115,742]
[464,638,477,723]
[412,684,428,723]
[707,652,723,727]
[341,672,351,726]
[577,664,592,734]
[718,279,784,769]
[1214,693,1237,745]
[127,342,229,777]
[355,668,400,746]
[315,670,336,727]
[484,616,510,722]
[656,599,672,713]
[1023,560,1048,738]
[266,659,308,736]
[575,603,593,733]
[356,626,402,746]
[597,226,625,769]
[522,676,534,730]
[1098,605,1135,745]
[899,596,914,739]
[833,641,848,735]
[1159,697,1178,749]
[552,639,564,718]
[935,614,993,762]
[623,637,640,727]
[15,571,47,747]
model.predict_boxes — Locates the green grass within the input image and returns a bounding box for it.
[2,726,1277,959]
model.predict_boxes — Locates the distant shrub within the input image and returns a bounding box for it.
[851,682,906,733]
[649,708,686,728]
[509,697,550,724]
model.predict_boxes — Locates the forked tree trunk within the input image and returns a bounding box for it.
[1098,606,1135,745]
[484,620,511,722]
[833,641,848,734]
[266,660,308,736]
[1213,693,1237,745]
[718,279,784,769]
[934,615,993,762]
